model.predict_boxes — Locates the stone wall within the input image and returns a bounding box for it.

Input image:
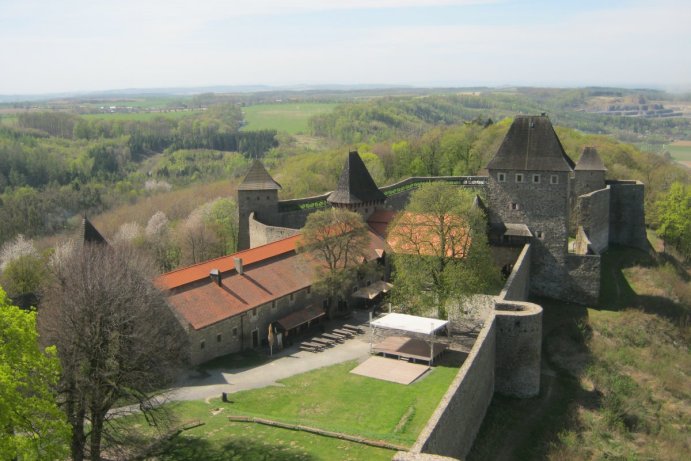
[237,189,280,250]
[498,244,531,302]
[493,301,542,397]
[248,213,300,248]
[402,314,497,460]
[608,180,648,250]
[186,284,321,365]
[574,170,606,199]
[565,254,601,306]
[575,186,610,254]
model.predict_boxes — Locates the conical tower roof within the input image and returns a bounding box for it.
[327,151,386,205]
[575,147,607,171]
[487,115,575,172]
[238,160,282,191]
[80,216,107,245]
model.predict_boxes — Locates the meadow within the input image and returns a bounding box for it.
[668,140,691,167]
[241,102,337,134]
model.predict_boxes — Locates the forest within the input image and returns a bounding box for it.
[0,87,689,302]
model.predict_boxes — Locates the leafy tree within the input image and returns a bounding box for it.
[40,244,188,461]
[0,287,70,460]
[297,209,371,316]
[656,182,691,260]
[389,183,499,319]
[206,197,239,255]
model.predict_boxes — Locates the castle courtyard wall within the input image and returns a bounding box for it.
[576,187,610,254]
[565,254,601,306]
[248,213,300,248]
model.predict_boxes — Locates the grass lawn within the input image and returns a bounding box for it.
[668,141,691,161]
[127,358,461,460]
[241,103,337,134]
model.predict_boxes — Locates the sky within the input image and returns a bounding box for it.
[1,0,690,95]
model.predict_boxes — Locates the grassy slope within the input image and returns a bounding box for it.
[241,103,337,134]
[469,243,690,461]
[129,358,461,460]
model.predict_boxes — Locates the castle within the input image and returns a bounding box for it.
[157,114,646,459]
[238,114,647,305]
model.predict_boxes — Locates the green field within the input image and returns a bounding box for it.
[668,141,691,163]
[82,110,202,121]
[122,358,462,459]
[242,103,337,134]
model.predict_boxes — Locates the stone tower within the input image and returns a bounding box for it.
[327,150,386,219]
[237,160,282,250]
[573,146,607,198]
[486,115,575,299]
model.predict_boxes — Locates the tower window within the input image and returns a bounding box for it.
[536,231,544,239]
[515,174,524,183]
[217,334,222,342]
[232,327,238,337]
[498,173,506,182]
[532,174,540,183]
[550,175,559,184]
[200,340,205,350]
[510,202,519,210]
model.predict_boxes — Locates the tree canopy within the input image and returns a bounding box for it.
[389,183,499,318]
[39,245,188,461]
[656,182,691,260]
[0,287,69,460]
[297,208,372,314]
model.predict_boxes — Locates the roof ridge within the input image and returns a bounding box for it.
[238,160,282,191]
[327,151,386,205]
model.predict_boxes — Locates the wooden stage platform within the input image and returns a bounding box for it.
[351,356,430,385]
[372,336,447,365]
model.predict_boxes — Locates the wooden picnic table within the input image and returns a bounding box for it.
[343,324,364,334]
[333,328,354,337]
[322,333,345,342]
[311,337,334,346]
[300,341,324,351]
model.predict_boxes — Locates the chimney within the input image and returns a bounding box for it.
[234,257,244,275]
[209,268,221,286]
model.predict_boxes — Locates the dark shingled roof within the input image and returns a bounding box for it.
[327,151,386,205]
[487,115,575,172]
[575,147,607,171]
[81,216,107,245]
[238,160,282,191]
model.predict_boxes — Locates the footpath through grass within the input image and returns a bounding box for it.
[242,103,337,134]
[135,358,461,460]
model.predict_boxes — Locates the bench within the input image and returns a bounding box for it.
[322,333,345,342]
[342,324,364,334]
[312,337,334,347]
[299,341,324,352]
[333,328,354,338]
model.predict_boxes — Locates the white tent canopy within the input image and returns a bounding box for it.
[370,313,448,335]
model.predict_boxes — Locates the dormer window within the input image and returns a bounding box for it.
[515,174,524,183]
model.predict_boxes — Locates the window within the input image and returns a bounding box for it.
[532,174,540,184]
[352,286,358,293]
[217,334,222,342]
[252,308,257,317]
[289,293,294,303]
[200,340,205,350]
[498,172,506,182]
[232,327,238,337]
[550,175,559,184]
[510,202,519,210]
[515,173,524,183]
[271,300,276,309]
[536,231,544,239]
[306,286,311,295]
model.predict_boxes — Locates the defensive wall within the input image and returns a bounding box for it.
[248,212,300,248]
[575,186,610,254]
[607,180,647,251]
[395,243,542,460]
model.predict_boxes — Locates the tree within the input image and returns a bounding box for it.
[40,245,188,461]
[656,182,691,260]
[297,208,371,316]
[389,183,499,319]
[0,287,70,460]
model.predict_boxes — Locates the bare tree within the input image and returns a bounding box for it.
[39,244,188,461]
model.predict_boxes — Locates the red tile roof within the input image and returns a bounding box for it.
[158,230,388,331]
[156,234,301,290]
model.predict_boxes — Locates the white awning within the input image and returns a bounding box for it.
[370,313,448,335]
[352,281,393,300]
